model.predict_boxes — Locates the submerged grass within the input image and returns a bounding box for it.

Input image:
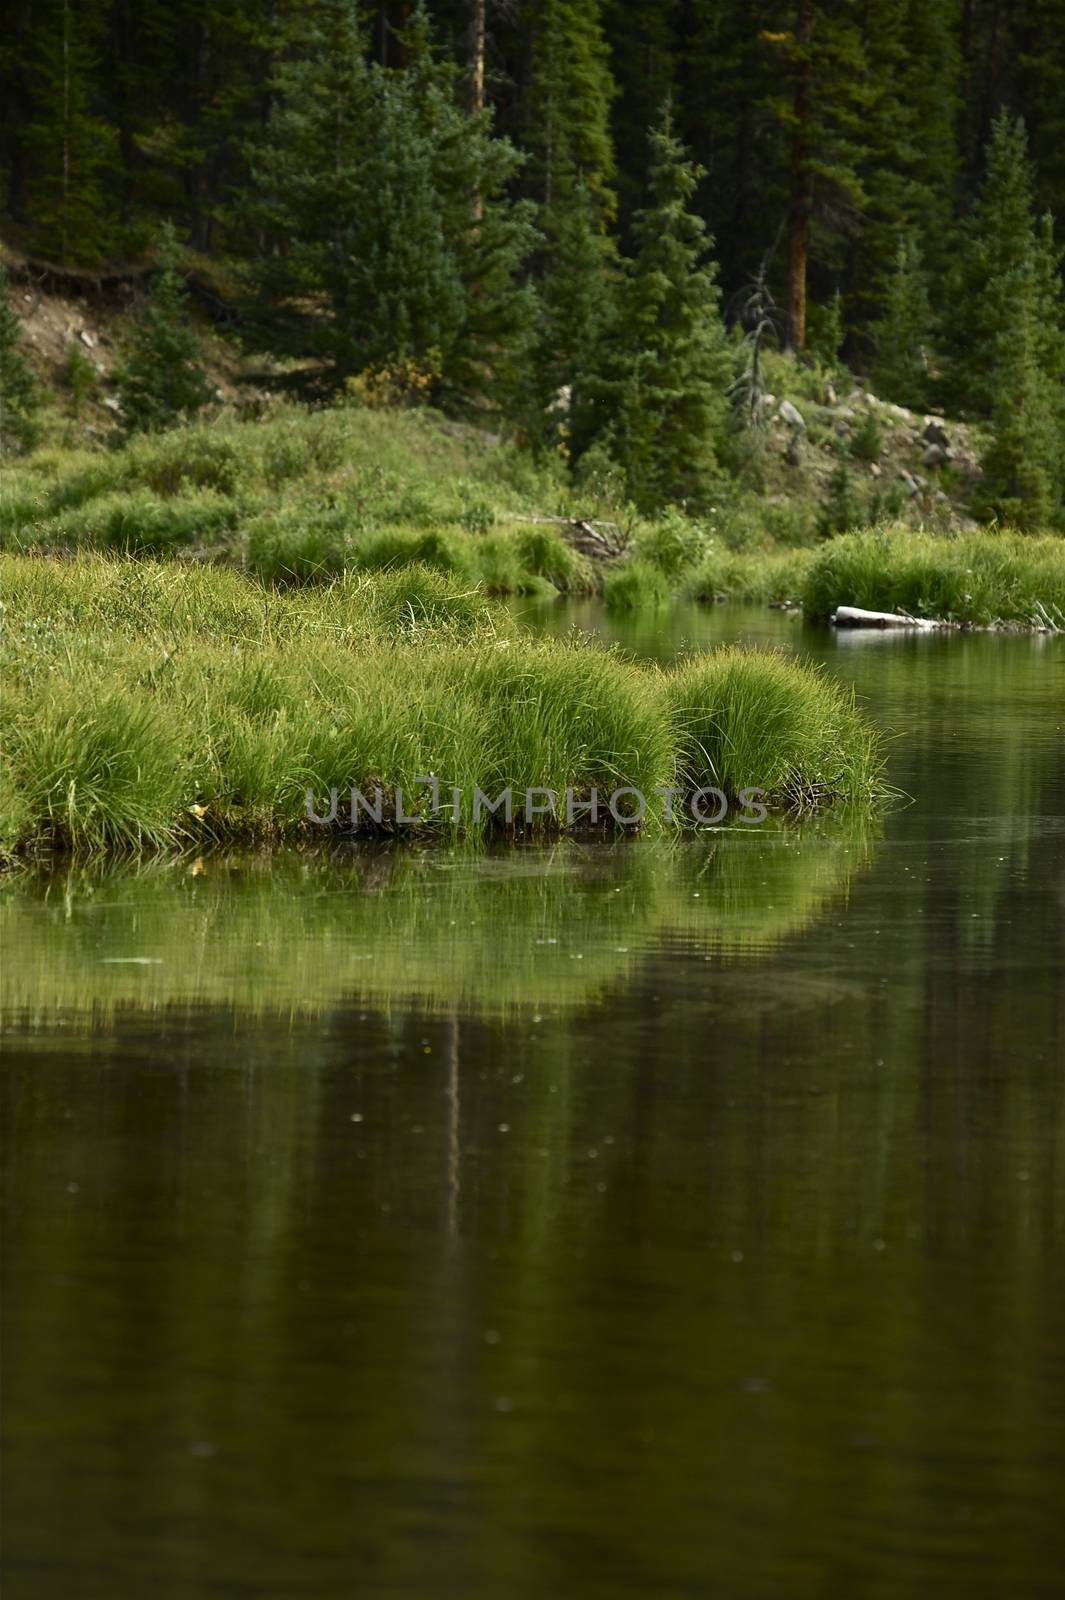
[0,553,885,854]
[803,527,1065,627]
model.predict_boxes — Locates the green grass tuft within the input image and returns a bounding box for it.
[802,527,1065,626]
[681,547,814,606]
[665,648,883,811]
[1,553,885,854]
[603,559,672,613]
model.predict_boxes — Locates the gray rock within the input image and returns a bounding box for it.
[922,443,949,468]
[79,329,95,349]
[778,399,806,431]
[897,469,920,496]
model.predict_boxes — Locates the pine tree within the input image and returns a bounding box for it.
[531,181,618,456]
[23,0,117,263]
[241,1,536,411]
[846,0,961,331]
[116,224,211,433]
[975,205,1065,530]
[599,111,731,509]
[0,267,41,455]
[601,0,679,231]
[942,112,1046,418]
[872,233,935,409]
[808,288,844,366]
[977,288,1059,530]
[525,0,617,231]
[758,2,871,350]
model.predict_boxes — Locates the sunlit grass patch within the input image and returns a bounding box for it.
[802,527,1065,627]
[1,553,885,855]
[603,559,672,613]
[665,648,884,812]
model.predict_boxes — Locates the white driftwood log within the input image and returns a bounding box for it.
[832,606,938,630]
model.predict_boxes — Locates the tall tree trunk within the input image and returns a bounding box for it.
[60,0,71,264]
[468,0,486,114]
[786,0,814,351]
[469,0,486,222]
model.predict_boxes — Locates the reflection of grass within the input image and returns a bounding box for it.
[1,555,885,855]
[0,826,873,1021]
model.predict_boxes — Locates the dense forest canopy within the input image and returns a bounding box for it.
[2,0,1064,524]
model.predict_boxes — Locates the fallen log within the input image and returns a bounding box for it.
[832,605,939,630]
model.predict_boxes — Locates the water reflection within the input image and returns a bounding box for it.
[1,821,872,1024]
[3,608,1064,1598]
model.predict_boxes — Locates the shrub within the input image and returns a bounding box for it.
[514,524,594,593]
[850,411,882,462]
[116,224,211,434]
[36,488,241,553]
[633,509,708,575]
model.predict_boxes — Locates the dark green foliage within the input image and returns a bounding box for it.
[525,0,617,228]
[1,0,1063,534]
[977,291,1060,531]
[847,0,961,324]
[850,411,882,463]
[872,234,934,410]
[595,112,731,510]
[115,224,211,434]
[943,114,1065,528]
[63,339,97,417]
[0,268,40,454]
[21,0,118,263]
[530,181,618,456]
[817,459,862,539]
[942,114,1055,418]
[240,4,536,413]
[808,290,844,367]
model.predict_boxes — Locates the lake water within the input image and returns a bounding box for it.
[3,604,1064,1597]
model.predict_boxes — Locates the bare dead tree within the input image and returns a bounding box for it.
[727,245,784,427]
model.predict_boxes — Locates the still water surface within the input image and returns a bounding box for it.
[3,605,1064,1597]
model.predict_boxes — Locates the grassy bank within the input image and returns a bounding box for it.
[803,528,1065,628]
[0,554,884,855]
[1,405,599,595]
